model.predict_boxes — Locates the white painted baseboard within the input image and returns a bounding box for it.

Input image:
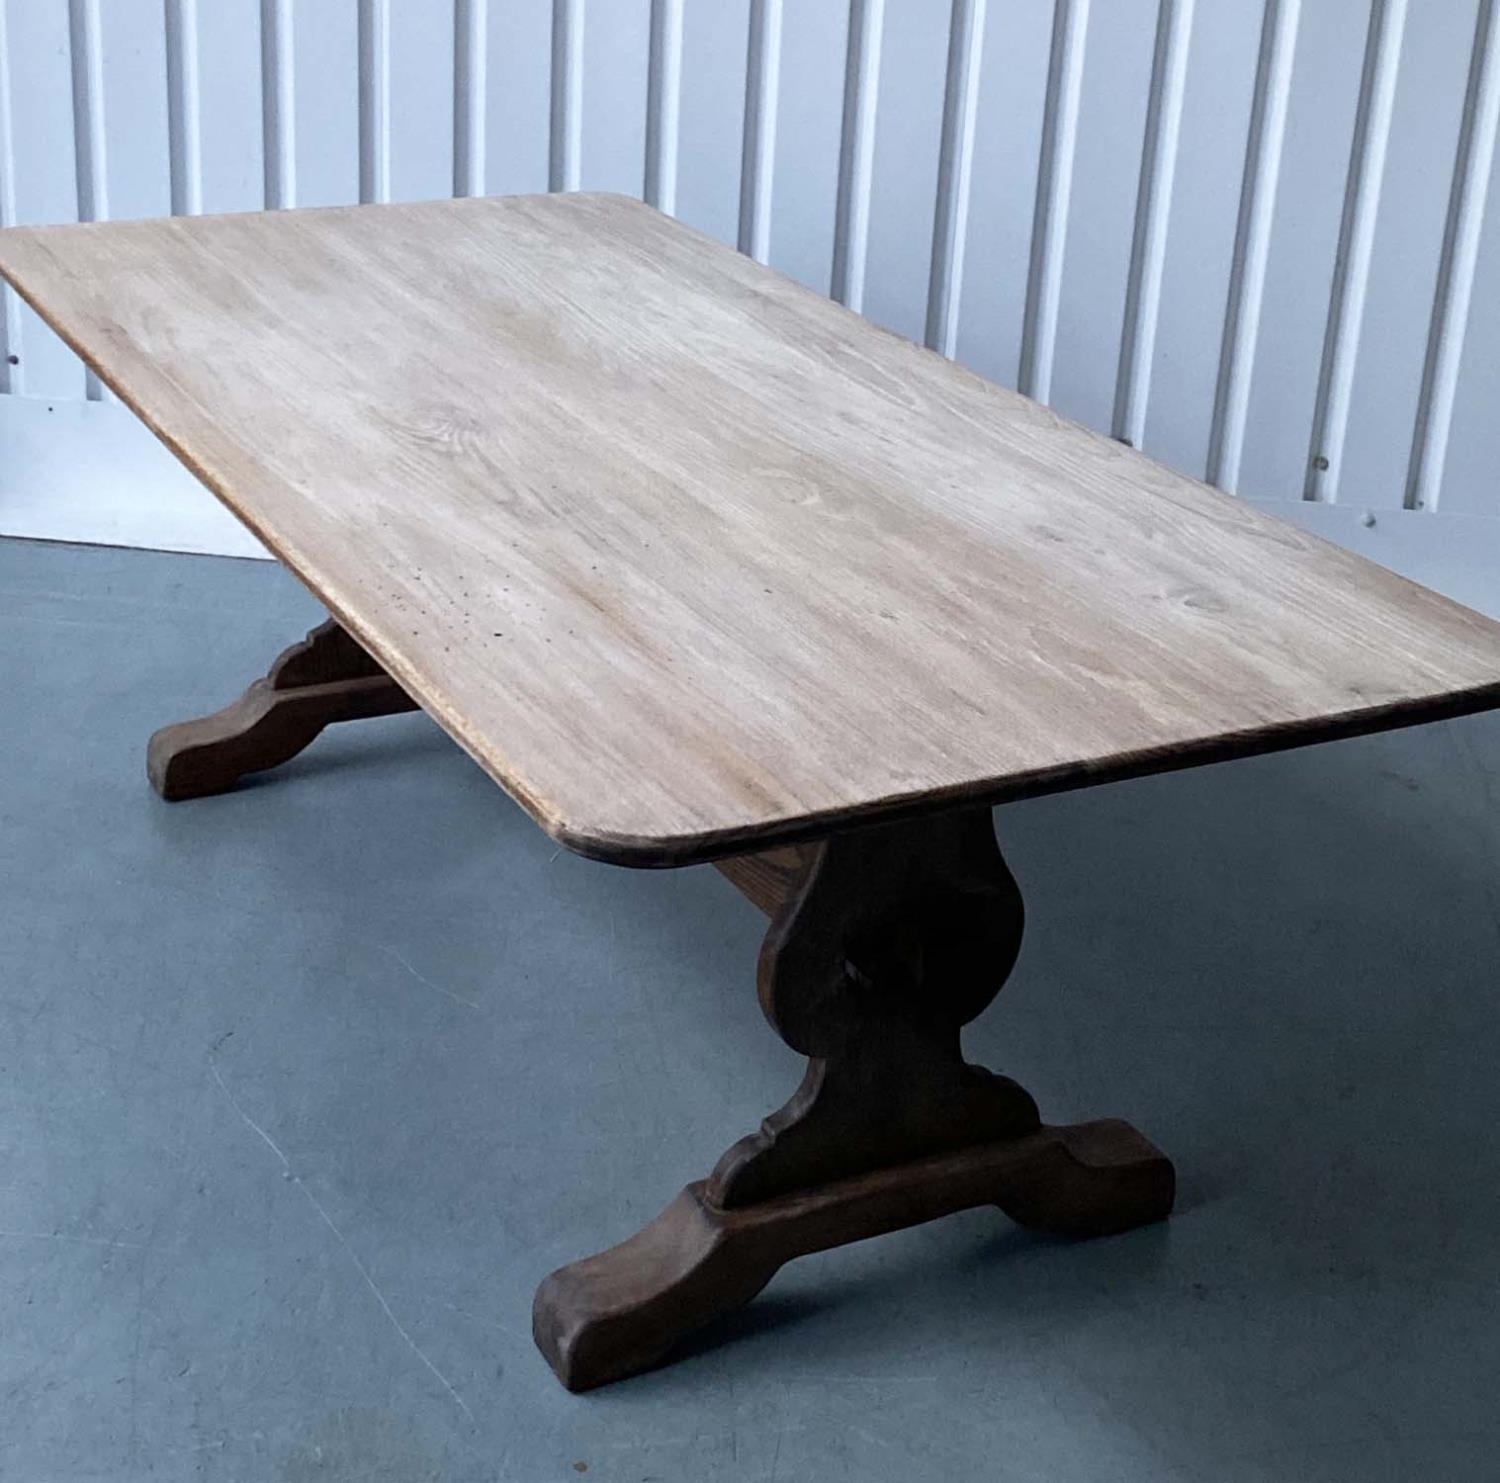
[3,389,1500,620]
[1246,498,1500,621]
[0,394,267,559]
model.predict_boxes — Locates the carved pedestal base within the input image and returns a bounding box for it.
[533,809,1175,1391]
[148,619,415,799]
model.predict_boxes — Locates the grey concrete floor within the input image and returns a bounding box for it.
[3,535,1499,1482]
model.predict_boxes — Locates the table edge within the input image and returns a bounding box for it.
[557,680,1500,866]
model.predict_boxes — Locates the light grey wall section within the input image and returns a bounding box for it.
[1,0,1497,517]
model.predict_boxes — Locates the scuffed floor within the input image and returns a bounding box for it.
[3,535,1499,1481]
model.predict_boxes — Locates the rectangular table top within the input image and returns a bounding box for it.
[5,193,1500,865]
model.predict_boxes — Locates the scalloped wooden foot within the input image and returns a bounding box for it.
[148,619,416,800]
[533,809,1175,1391]
[535,1119,1172,1391]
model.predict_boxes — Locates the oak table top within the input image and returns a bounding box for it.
[6,192,1500,865]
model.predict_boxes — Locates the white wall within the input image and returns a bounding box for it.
[1,0,1498,559]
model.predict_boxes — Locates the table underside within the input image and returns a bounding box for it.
[147,614,1174,1390]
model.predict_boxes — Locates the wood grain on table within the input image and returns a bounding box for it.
[5,193,1500,864]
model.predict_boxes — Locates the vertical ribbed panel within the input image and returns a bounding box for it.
[1406,0,1500,511]
[69,0,106,398]
[830,0,884,310]
[1113,0,1193,447]
[3,0,1500,528]
[164,0,203,217]
[645,0,684,212]
[1018,0,1088,402]
[550,0,584,192]
[925,0,987,357]
[260,0,295,209]
[739,0,783,261]
[358,0,390,203]
[454,0,488,198]
[0,0,21,395]
[1206,0,1299,492]
[1304,0,1406,502]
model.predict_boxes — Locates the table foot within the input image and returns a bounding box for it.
[534,809,1175,1390]
[535,1118,1172,1391]
[148,619,416,799]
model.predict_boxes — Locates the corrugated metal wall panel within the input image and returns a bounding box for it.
[0,0,1497,523]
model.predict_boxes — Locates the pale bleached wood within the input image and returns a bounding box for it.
[5,193,1500,864]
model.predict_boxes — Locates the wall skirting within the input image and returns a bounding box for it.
[0,395,266,560]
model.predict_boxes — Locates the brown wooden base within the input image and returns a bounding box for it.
[534,1118,1173,1391]
[148,619,415,799]
[535,809,1176,1390]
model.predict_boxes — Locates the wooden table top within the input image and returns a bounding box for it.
[6,193,1500,865]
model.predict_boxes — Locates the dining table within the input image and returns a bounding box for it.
[5,191,1500,1390]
